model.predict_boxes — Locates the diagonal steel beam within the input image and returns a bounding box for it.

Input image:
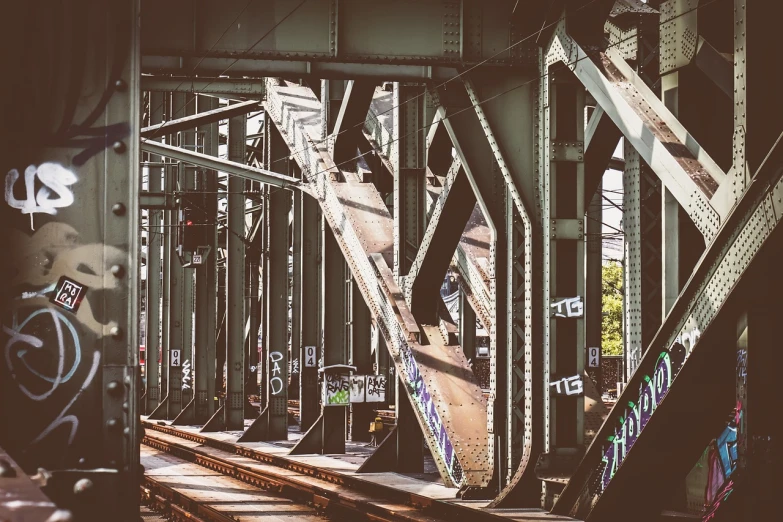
[553,134,783,519]
[364,93,494,331]
[405,157,476,322]
[331,80,377,164]
[141,99,260,138]
[547,24,726,239]
[265,79,489,489]
[584,106,622,203]
[140,139,303,190]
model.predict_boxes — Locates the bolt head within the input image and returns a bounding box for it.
[114,79,127,91]
[112,141,126,153]
[110,265,125,278]
[107,381,121,394]
[73,478,93,495]
[110,326,122,339]
[111,203,126,216]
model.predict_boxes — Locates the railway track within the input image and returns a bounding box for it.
[141,421,570,522]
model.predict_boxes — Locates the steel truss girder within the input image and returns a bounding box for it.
[364,94,493,332]
[437,81,514,493]
[140,0,526,77]
[141,77,266,98]
[454,74,542,505]
[546,22,726,240]
[553,135,783,519]
[264,79,489,488]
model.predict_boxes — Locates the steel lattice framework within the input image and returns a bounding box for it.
[1,1,781,521]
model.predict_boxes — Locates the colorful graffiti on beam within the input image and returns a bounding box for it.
[600,342,687,490]
[398,342,464,485]
[695,404,742,521]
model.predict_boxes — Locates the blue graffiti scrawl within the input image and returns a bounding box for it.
[398,341,463,485]
[600,344,686,490]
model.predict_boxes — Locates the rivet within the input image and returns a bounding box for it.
[114,79,127,91]
[112,141,126,154]
[110,326,122,339]
[107,380,121,394]
[111,265,125,278]
[73,478,94,495]
[106,418,119,430]
[112,203,126,216]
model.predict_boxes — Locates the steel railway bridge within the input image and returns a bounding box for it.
[0,1,780,521]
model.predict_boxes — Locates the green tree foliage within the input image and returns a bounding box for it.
[602,261,623,355]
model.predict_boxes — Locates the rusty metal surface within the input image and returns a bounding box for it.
[0,447,58,522]
[265,80,490,487]
[596,54,719,197]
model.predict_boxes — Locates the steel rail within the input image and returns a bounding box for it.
[141,421,515,522]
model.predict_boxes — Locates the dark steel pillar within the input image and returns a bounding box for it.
[144,91,164,414]
[322,225,349,453]
[264,187,291,438]
[165,93,186,419]
[350,282,374,442]
[393,83,426,282]
[195,95,218,423]
[299,192,321,430]
[224,111,247,430]
[585,180,602,392]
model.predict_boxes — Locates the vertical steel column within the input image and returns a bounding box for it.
[165,93,186,419]
[224,111,247,430]
[291,188,302,402]
[623,147,643,381]
[321,80,346,139]
[460,289,477,363]
[350,282,374,442]
[155,94,172,416]
[178,95,197,414]
[586,181,602,391]
[144,91,164,414]
[731,3,781,519]
[392,83,426,283]
[541,77,586,505]
[299,192,321,430]
[195,95,218,423]
[265,187,292,438]
[0,1,139,516]
[322,225,348,453]
[247,240,261,397]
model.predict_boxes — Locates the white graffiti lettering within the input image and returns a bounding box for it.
[551,296,583,318]
[549,374,584,396]
[181,360,192,390]
[5,163,77,218]
[269,351,284,395]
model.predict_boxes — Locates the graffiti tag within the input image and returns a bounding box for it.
[269,351,284,395]
[5,163,77,218]
[551,296,583,318]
